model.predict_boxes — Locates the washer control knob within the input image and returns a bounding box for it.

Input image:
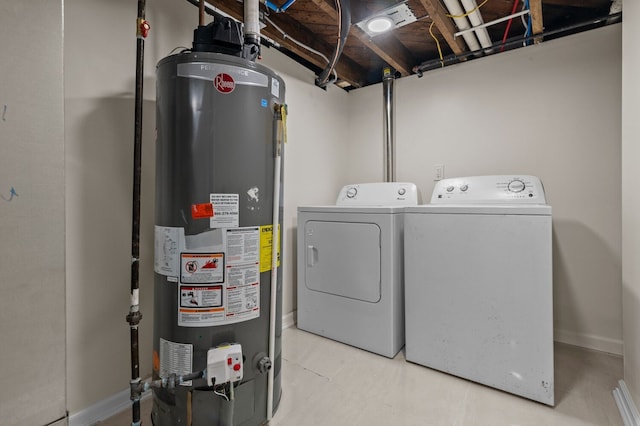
[446,186,455,192]
[460,184,469,192]
[346,187,358,198]
[398,188,406,196]
[508,179,526,193]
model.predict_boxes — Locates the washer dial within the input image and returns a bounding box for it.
[507,179,526,193]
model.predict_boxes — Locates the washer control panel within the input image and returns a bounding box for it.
[336,182,420,206]
[431,175,547,204]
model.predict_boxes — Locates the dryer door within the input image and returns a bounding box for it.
[303,221,381,303]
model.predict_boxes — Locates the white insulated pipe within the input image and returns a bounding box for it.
[244,0,260,41]
[454,10,530,39]
[441,0,481,52]
[459,0,493,48]
[267,110,283,422]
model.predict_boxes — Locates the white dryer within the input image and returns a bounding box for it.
[297,182,419,358]
[404,175,554,405]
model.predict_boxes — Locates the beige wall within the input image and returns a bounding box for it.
[0,1,66,424]
[64,0,349,415]
[622,0,640,408]
[64,0,628,416]
[347,24,623,354]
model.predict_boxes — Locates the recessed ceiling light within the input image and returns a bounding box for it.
[366,16,394,34]
[355,2,417,37]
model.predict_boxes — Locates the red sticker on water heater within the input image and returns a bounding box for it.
[191,203,214,219]
[214,73,235,94]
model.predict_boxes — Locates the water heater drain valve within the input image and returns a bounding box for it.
[206,343,243,386]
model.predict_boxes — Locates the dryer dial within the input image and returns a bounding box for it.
[346,187,358,198]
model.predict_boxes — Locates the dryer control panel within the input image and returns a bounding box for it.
[431,175,547,204]
[336,182,420,206]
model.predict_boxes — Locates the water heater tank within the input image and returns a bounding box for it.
[152,51,285,425]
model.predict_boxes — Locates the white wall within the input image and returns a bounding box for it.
[348,25,623,354]
[64,0,349,415]
[0,1,66,424]
[64,0,627,415]
[621,0,640,408]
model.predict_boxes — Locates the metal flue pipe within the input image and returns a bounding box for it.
[244,0,261,60]
[382,67,396,182]
[127,1,148,425]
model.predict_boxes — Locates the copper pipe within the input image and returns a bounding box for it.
[199,0,205,26]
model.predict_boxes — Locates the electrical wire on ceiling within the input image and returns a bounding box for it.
[500,0,520,51]
[428,21,445,67]
[522,0,532,43]
[264,16,337,83]
[445,0,489,19]
[315,0,351,87]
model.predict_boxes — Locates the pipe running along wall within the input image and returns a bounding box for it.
[382,67,396,182]
[127,1,149,426]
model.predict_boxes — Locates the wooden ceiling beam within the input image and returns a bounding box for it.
[418,0,467,55]
[351,28,416,76]
[309,0,416,76]
[529,0,544,43]
[208,0,367,87]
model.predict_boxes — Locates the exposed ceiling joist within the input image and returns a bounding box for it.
[351,27,416,76]
[309,0,415,76]
[530,0,544,43]
[185,0,617,88]
[213,0,367,87]
[418,0,468,55]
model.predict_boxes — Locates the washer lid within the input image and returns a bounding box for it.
[431,175,548,205]
[405,204,552,215]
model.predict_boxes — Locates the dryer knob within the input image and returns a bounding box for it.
[446,186,455,192]
[460,184,468,192]
[346,187,358,198]
[398,188,406,196]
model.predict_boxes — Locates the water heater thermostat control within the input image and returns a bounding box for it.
[206,343,243,386]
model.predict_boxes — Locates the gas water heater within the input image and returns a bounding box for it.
[151,16,285,425]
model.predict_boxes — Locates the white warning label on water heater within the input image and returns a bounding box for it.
[159,338,193,386]
[154,226,182,277]
[210,194,239,228]
[178,227,260,327]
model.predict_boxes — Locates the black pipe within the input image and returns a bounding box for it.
[414,12,622,76]
[127,0,147,425]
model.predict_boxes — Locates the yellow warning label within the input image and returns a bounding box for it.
[260,224,281,273]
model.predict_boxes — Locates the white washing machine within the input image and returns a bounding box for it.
[297,182,419,358]
[404,175,554,405]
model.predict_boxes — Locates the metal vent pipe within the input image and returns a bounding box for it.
[383,67,396,182]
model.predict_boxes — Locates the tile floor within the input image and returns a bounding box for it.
[102,326,623,425]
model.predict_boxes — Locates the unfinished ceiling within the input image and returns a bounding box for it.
[192,0,620,89]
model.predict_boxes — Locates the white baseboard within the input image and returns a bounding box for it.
[554,328,623,355]
[282,310,296,329]
[613,380,640,426]
[69,386,151,426]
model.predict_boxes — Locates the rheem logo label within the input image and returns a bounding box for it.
[214,73,235,94]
